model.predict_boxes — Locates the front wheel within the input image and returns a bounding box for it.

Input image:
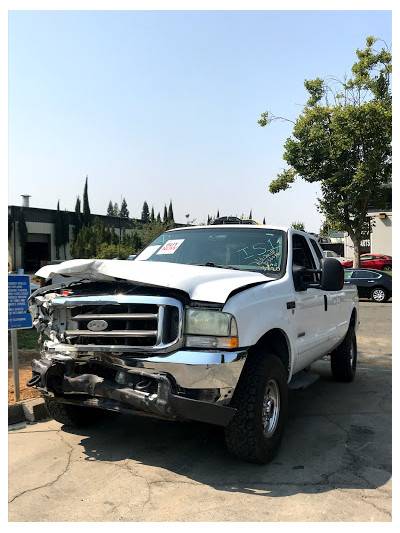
[224,352,288,464]
[330,326,357,382]
[44,398,106,427]
[371,287,388,302]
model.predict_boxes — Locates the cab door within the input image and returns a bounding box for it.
[291,233,330,372]
[309,238,346,347]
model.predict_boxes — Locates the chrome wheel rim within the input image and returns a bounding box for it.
[349,342,354,368]
[262,379,280,437]
[372,289,386,302]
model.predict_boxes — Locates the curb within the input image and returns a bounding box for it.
[8,398,48,425]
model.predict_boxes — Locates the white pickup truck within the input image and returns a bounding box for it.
[28,225,358,464]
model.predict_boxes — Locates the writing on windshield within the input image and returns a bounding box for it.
[136,228,286,276]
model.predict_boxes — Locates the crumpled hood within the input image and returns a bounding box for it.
[35,259,272,303]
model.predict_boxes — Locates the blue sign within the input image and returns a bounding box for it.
[8,275,33,330]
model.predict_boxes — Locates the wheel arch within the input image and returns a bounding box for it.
[350,307,357,329]
[246,328,292,379]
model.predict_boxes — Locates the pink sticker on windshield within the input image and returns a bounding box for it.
[156,239,185,255]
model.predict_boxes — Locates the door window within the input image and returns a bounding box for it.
[352,270,373,279]
[292,235,316,269]
[309,239,324,262]
[292,234,318,283]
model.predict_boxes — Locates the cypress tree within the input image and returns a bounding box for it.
[73,196,82,239]
[163,205,168,223]
[263,217,266,224]
[141,201,150,223]
[120,198,129,218]
[167,200,174,222]
[156,212,161,223]
[82,175,91,226]
[150,206,155,222]
[107,201,114,216]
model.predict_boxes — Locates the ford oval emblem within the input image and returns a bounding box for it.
[87,319,108,332]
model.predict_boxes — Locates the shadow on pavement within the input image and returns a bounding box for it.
[63,361,392,498]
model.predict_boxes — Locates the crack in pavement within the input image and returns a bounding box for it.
[8,430,74,505]
[358,494,392,519]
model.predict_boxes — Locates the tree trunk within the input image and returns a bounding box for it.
[352,236,361,268]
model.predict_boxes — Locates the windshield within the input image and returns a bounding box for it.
[136,227,287,276]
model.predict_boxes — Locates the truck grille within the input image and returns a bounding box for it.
[52,295,183,353]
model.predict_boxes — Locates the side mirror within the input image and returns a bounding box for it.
[292,264,309,291]
[292,258,344,292]
[320,257,344,291]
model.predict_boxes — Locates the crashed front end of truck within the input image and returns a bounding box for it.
[28,273,248,427]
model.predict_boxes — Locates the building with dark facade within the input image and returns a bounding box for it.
[8,204,140,272]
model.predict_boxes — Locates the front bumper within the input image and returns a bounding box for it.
[28,349,248,427]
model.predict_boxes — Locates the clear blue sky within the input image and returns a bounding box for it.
[8,9,392,232]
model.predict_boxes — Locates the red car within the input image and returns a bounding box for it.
[341,253,392,271]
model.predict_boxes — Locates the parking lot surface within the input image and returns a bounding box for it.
[8,301,392,522]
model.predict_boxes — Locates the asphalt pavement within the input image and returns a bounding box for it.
[8,301,392,522]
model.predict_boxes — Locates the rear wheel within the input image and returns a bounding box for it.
[224,351,288,464]
[44,398,105,427]
[382,265,391,272]
[370,287,388,303]
[330,326,357,382]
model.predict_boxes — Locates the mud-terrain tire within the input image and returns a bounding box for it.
[224,352,288,464]
[44,398,104,427]
[370,287,388,303]
[330,326,357,382]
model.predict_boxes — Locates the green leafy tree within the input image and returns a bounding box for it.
[120,198,129,218]
[291,221,305,231]
[122,229,143,253]
[70,225,96,258]
[105,225,119,245]
[82,175,91,226]
[141,221,174,249]
[258,37,391,268]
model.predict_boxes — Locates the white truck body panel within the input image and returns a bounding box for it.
[36,258,272,304]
